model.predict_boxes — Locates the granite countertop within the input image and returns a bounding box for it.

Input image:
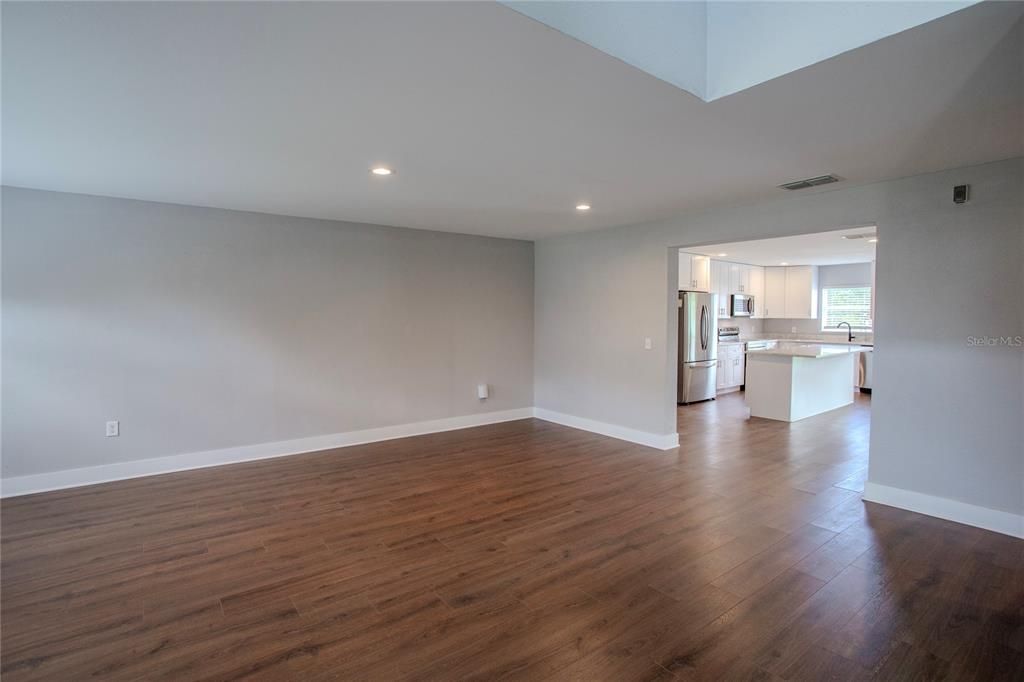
[784,338,873,347]
[722,336,873,347]
[746,342,873,359]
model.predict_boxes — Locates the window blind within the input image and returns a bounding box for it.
[822,286,872,330]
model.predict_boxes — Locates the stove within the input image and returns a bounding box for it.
[718,326,740,342]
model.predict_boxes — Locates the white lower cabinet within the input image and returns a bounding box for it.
[733,348,745,387]
[717,344,745,391]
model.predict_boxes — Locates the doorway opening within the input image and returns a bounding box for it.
[671,226,878,485]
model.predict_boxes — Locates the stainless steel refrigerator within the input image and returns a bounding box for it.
[678,291,718,404]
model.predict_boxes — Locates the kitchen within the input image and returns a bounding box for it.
[677,227,876,422]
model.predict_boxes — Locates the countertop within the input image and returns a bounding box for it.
[717,337,873,347]
[746,342,873,359]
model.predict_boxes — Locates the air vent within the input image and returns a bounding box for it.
[841,233,876,240]
[778,174,841,191]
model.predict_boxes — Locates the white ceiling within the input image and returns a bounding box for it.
[688,227,878,267]
[2,1,1022,241]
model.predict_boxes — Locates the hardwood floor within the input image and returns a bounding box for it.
[2,392,1021,680]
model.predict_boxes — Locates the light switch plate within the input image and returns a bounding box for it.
[106,420,119,437]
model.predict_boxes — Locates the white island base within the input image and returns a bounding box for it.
[745,345,866,422]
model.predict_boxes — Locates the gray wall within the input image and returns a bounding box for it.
[2,188,534,478]
[818,262,872,288]
[535,158,1023,516]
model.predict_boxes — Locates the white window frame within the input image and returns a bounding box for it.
[820,284,873,332]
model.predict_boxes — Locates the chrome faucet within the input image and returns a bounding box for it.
[836,322,855,342]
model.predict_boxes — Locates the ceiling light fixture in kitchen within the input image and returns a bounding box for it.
[370,167,394,176]
[575,204,591,211]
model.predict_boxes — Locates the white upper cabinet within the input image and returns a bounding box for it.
[693,255,711,292]
[764,267,787,318]
[678,251,693,291]
[784,265,819,319]
[747,266,765,318]
[678,252,711,292]
[728,263,742,295]
[730,263,754,294]
[710,260,730,318]
[762,265,819,319]
[704,259,766,318]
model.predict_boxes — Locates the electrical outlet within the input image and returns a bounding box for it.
[644,337,653,350]
[791,326,797,333]
[106,420,119,437]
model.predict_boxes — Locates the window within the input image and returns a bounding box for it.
[821,286,872,331]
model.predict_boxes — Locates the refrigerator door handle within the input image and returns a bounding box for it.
[699,305,707,350]
[705,305,711,349]
[705,305,710,349]
[698,305,703,350]
[706,306,710,349]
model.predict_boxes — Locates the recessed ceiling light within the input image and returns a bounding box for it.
[576,204,591,211]
[780,262,789,266]
[371,167,393,176]
[717,253,728,257]
[867,237,878,243]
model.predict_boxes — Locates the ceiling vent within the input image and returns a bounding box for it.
[841,233,876,240]
[778,174,842,191]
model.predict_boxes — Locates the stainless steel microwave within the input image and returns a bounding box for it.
[731,294,754,317]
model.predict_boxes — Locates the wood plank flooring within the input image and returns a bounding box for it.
[2,392,1022,680]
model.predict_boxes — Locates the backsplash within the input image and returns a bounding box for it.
[762,318,874,344]
[718,317,764,337]
[718,317,873,343]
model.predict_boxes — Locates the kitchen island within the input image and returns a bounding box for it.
[744,343,872,422]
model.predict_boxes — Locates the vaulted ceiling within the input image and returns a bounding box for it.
[504,1,978,100]
[2,1,1021,240]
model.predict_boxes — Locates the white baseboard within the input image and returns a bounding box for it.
[1,407,682,498]
[0,408,534,498]
[533,408,680,450]
[863,481,1024,539]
